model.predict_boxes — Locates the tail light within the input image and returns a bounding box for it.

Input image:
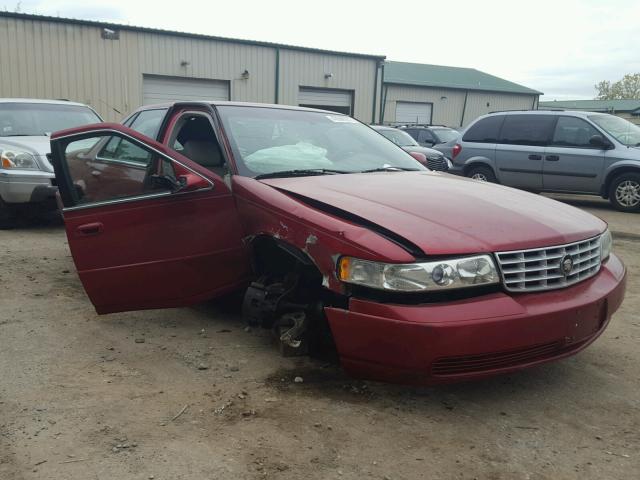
[452,143,462,160]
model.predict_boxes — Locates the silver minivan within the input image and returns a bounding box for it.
[449,110,640,212]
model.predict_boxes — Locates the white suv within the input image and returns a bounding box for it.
[0,99,101,226]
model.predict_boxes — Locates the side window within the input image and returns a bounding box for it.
[551,116,601,148]
[417,130,434,143]
[129,109,168,140]
[62,133,175,207]
[462,115,505,143]
[499,115,555,147]
[404,128,418,140]
[98,136,151,166]
[169,114,226,174]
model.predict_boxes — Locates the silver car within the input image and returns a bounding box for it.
[0,99,101,226]
[449,110,640,212]
[370,125,452,171]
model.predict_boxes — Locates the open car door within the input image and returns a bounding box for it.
[50,123,249,314]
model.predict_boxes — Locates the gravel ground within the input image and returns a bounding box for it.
[0,196,638,480]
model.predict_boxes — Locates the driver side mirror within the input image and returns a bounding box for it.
[151,172,210,193]
[589,134,610,149]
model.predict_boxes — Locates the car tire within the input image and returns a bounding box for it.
[466,165,498,183]
[0,198,17,229]
[609,172,640,212]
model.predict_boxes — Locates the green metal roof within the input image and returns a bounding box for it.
[539,99,640,113]
[384,61,542,95]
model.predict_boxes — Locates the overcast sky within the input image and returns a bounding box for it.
[12,0,640,100]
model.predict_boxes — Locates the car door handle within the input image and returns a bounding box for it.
[528,154,542,160]
[91,170,102,177]
[76,222,104,236]
[545,155,560,161]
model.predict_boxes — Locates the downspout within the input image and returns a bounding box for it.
[379,62,385,124]
[380,85,388,125]
[274,48,280,104]
[460,90,469,127]
[371,61,380,124]
[532,95,538,110]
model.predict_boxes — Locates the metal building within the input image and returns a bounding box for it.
[539,99,640,126]
[0,12,384,122]
[380,61,542,127]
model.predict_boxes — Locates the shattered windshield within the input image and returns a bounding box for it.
[217,106,426,177]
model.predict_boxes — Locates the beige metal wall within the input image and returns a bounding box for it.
[382,85,466,126]
[382,84,537,127]
[0,15,378,122]
[279,49,378,121]
[463,92,536,126]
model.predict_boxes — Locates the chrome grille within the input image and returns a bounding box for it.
[426,155,448,171]
[496,236,602,292]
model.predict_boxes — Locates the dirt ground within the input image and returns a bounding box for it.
[1,195,639,480]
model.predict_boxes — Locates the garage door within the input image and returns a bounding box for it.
[142,75,230,105]
[395,101,433,124]
[298,88,353,115]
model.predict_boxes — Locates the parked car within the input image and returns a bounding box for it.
[49,102,626,385]
[400,125,461,148]
[0,98,102,226]
[449,110,640,212]
[370,125,451,171]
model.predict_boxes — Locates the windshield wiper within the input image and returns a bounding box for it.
[255,168,350,180]
[359,166,422,173]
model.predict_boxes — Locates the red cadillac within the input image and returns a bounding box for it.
[49,102,626,385]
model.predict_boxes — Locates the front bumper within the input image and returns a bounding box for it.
[0,169,57,204]
[325,254,626,385]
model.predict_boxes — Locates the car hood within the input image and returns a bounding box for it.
[401,145,442,157]
[0,136,53,172]
[260,172,606,256]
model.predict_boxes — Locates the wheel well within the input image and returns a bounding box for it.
[463,162,494,176]
[249,235,323,284]
[602,167,640,198]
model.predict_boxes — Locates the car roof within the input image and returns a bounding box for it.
[0,98,89,107]
[133,100,342,116]
[484,109,600,119]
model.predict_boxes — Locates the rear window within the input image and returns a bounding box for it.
[462,115,504,143]
[498,115,555,146]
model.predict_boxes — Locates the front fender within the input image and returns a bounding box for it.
[232,176,417,293]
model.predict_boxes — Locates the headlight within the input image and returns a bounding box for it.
[337,255,499,292]
[600,229,612,261]
[445,158,453,169]
[0,148,39,169]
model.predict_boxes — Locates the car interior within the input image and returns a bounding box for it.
[170,114,227,177]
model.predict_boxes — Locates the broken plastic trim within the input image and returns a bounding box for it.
[276,190,425,258]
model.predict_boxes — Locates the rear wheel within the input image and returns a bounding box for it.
[466,165,497,183]
[609,173,640,212]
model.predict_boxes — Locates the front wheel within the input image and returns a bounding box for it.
[466,165,497,183]
[0,198,17,229]
[609,173,640,212]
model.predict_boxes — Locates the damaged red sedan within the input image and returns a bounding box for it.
[50,102,626,385]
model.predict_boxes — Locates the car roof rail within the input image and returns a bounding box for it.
[488,108,565,114]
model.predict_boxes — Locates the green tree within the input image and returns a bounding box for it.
[595,73,640,100]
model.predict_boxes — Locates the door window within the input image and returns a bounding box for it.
[61,132,175,207]
[169,113,226,175]
[129,108,168,140]
[462,115,505,143]
[498,115,555,146]
[551,116,601,148]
